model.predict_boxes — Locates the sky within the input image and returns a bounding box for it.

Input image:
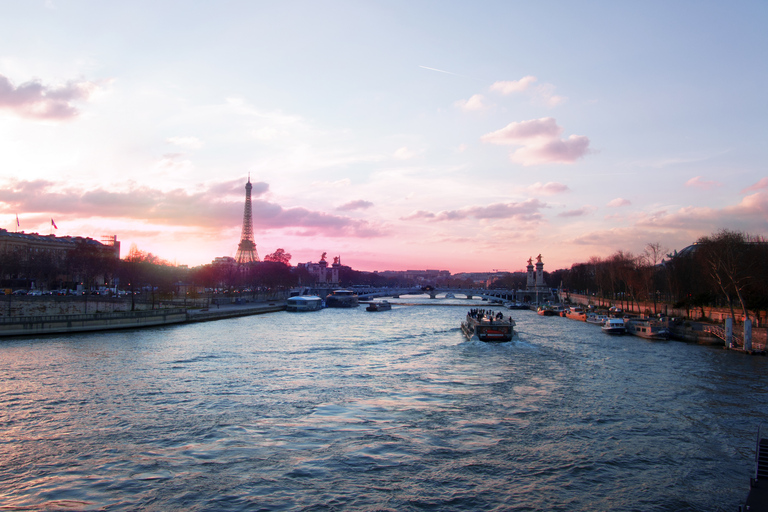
[0,1,766,273]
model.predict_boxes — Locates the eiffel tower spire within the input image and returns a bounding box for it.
[235,175,259,264]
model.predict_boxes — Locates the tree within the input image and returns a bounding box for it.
[264,248,292,265]
[696,230,764,321]
[638,242,667,314]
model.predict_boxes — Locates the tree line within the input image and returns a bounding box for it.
[549,229,768,322]
[0,243,424,299]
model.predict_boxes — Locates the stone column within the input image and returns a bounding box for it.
[535,261,544,289]
[744,318,753,352]
[726,317,733,348]
[526,261,534,289]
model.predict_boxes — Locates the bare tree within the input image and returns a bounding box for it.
[695,230,759,321]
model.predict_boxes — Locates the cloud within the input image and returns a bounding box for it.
[527,182,570,195]
[557,206,596,218]
[728,191,768,218]
[625,191,768,235]
[510,135,590,165]
[607,198,631,207]
[532,83,567,107]
[454,94,487,112]
[393,147,421,160]
[0,74,98,120]
[0,178,382,237]
[685,176,721,189]
[490,76,566,106]
[481,117,562,144]
[401,199,546,223]
[167,136,204,149]
[336,200,374,211]
[741,177,768,194]
[490,76,537,94]
[482,118,590,166]
[207,179,269,197]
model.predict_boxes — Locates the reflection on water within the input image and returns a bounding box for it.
[1,298,765,511]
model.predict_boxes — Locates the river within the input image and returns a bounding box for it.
[1,297,765,511]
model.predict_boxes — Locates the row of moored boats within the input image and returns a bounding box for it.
[536,304,671,340]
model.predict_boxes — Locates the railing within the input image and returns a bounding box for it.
[703,325,766,352]
[0,308,186,325]
[703,325,743,345]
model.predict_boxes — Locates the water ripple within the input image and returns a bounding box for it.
[0,301,766,510]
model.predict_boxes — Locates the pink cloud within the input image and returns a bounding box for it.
[336,200,374,211]
[401,199,547,223]
[454,94,486,112]
[0,179,384,238]
[528,182,570,195]
[607,198,631,207]
[557,206,596,218]
[0,74,97,120]
[400,210,435,221]
[510,135,590,166]
[490,76,537,94]
[727,191,768,218]
[482,118,590,165]
[481,117,562,145]
[741,177,768,194]
[685,176,721,189]
[490,76,566,106]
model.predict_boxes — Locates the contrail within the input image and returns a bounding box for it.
[419,65,464,77]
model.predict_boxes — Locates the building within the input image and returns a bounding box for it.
[297,253,341,285]
[0,229,120,261]
[0,229,120,290]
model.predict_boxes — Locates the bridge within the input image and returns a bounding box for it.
[304,286,555,303]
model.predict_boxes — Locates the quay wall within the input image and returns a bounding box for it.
[0,296,161,317]
[0,298,288,337]
[0,309,188,337]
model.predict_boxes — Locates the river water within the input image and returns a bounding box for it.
[1,298,766,511]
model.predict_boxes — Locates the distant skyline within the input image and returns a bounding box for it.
[1,1,766,273]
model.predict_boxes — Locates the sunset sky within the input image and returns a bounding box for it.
[1,1,766,273]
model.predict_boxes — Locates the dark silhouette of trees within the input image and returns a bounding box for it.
[695,230,766,321]
[264,248,291,265]
[558,230,767,321]
[67,240,116,292]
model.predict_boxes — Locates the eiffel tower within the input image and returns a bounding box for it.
[235,175,259,264]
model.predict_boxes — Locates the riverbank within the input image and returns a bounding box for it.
[0,300,287,337]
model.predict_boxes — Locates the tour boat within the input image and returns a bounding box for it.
[461,311,515,342]
[601,318,626,335]
[286,295,324,312]
[586,313,609,325]
[366,300,392,312]
[324,289,359,308]
[625,319,670,340]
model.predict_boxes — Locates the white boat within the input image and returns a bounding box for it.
[286,295,324,312]
[625,319,670,340]
[461,310,515,342]
[325,289,359,308]
[586,314,608,325]
[366,300,392,312]
[601,318,626,335]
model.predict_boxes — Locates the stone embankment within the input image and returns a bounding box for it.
[0,297,287,337]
